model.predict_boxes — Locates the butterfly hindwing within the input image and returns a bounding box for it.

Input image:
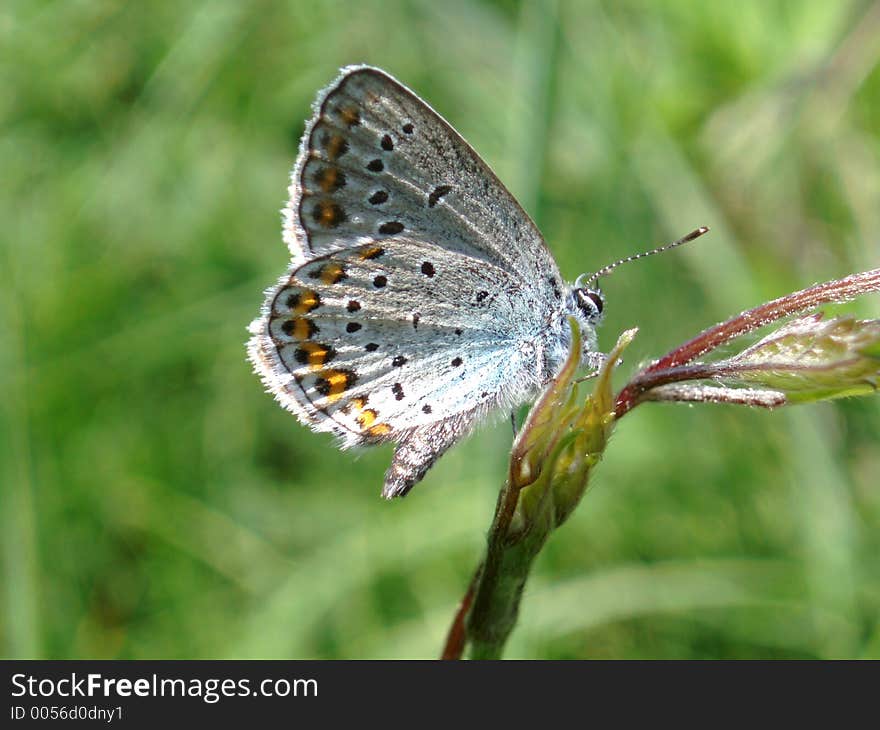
[253,241,563,451]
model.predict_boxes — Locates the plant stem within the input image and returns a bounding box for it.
[615,268,880,416]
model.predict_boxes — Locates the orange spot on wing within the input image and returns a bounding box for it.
[312,200,346,229]
[359,246,385,260]
[297,342,336,371]
[315,369,357,403]
[357,409,378,429]
[314,166,344,193]
[320,261,347,284]
[325,134,348,160]
[338,105,360,126]
[367,423,392,437]
[291,317,315,340]
[293,289,320,314]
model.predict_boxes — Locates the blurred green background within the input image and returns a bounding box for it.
[2,0,879,660]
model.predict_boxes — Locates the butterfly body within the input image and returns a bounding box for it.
[249,66,605,497]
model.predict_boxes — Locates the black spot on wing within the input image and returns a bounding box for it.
[378,221,404,235]
[428,185,452,207]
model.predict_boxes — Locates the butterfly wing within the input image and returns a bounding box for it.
[285,65,562,284]
[249,240,569,496]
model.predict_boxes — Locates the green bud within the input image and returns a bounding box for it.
[513,322,635,535]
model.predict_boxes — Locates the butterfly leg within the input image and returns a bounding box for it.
[382,411,478,498]
[583,350,609,371]
[573,352,612,384]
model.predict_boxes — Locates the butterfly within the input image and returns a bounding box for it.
[248,65,696,498]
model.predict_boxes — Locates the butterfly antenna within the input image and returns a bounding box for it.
[580,226,710,288]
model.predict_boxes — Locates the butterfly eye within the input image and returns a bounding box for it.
[575,288,604,320]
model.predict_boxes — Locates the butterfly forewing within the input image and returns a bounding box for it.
[286,66,561,284]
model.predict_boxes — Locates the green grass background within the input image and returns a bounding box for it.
[2,0,879,659]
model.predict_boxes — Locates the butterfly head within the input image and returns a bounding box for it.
[572,285,605,326]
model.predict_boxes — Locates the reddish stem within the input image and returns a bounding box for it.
[440,564,482,660]
[615,268,880,417]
